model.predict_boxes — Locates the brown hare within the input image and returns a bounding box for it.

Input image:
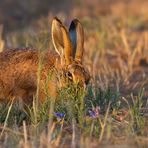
[0,17,90,106]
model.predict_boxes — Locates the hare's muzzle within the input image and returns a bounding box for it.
[68,66,90,88]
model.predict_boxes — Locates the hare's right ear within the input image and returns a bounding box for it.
[51,17,72,65]
[69,19,84,63]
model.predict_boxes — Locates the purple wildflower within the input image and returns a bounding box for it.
[88,110,96,118]
[54,112,65,118]
[88,106,100,118]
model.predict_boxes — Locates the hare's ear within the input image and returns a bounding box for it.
[69,19,84,63]
[51,17,72,65]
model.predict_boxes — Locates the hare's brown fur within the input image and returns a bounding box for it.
[0,17,90,106]
[0,48,59,104]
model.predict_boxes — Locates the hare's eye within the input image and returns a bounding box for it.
[67,72,73,80]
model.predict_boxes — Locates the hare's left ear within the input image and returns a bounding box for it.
[69,19,84,63]
[51,17,73,65]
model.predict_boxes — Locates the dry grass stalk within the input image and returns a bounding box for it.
[0,25,4,52]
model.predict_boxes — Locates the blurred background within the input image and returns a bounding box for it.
[0,0,147,32]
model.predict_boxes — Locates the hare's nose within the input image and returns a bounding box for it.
[85,73,90,85]
[78,79,87,88]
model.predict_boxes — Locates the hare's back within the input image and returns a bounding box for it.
[0,47,57,66]
[0,48,41,63]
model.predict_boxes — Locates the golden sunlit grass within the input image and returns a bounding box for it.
[0,0,148,147]
[0,25,4,52]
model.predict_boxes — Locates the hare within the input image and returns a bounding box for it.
[0,17,90,106]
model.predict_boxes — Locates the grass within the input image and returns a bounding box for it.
[0,83,147,147]
[0,0,148,147]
